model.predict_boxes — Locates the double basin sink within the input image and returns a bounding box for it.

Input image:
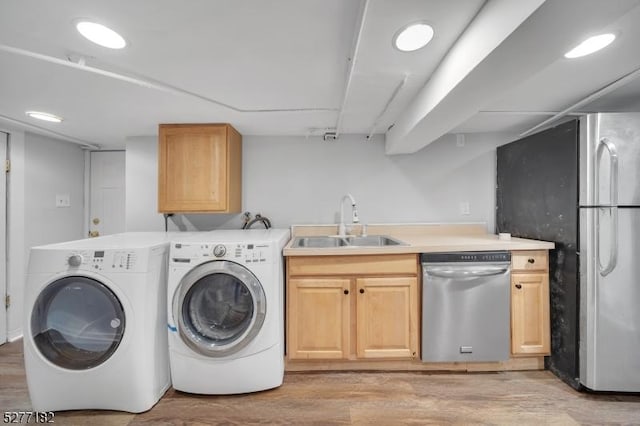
[292,235,407,248]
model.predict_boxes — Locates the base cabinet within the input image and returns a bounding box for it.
[288,278,350,359]
[287,255,419,361]
[356,277,418,359]
[510,251,550,356]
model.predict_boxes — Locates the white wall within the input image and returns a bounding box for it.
[6,131,85,340]
[126,132,517,233]
[125,136,167,231]
[23,133,86,247]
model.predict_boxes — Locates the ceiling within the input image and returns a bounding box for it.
[1,0,640,152]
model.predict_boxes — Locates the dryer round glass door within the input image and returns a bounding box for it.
[31,276,126,370]
[175,260,266,357]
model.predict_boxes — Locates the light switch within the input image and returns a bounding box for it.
[56,194,70,208]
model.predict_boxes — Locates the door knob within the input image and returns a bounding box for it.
[344,289,349,295]
[359,288,365,294]
[89,230,100,238]
[515,284,522,289]
[92,218,100,225]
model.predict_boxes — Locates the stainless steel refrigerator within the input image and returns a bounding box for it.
[496,113,640,392]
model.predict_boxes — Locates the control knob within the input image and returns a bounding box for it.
[213,244,227,258]
[68,254,83,267]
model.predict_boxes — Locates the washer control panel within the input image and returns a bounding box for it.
[65,249,140,272]
[237,243,270,264]
[172,242,271,264]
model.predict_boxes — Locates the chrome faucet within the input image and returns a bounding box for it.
[338,193,359,237]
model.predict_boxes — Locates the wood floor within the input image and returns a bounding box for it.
[2,340,640,425]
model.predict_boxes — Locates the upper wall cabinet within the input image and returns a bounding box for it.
[158,123,242,213]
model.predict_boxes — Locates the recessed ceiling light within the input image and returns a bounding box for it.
[564,33,615,59]
[76,21,126,49]
[25,111,63,123]
[394,22,434,52]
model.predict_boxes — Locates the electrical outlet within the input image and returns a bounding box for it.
[56,194,70,208]
[460,201,470,215]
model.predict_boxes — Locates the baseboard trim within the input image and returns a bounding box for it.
[8,330,23,342]
[286,357,545,372]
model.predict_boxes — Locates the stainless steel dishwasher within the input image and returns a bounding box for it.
[421,251,511,362]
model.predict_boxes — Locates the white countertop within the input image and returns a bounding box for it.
[283,223,554,256]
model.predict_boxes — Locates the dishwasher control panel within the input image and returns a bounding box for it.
[421,251,511,263]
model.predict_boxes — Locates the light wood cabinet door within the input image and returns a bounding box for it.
[511,272,550,355]
[288,278,351,360]
[355,277,418,359]
[158,123,242,213]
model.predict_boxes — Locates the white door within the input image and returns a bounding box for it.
[89,151,125,237]
[0,132,7,344]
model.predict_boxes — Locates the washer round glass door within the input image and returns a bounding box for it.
[31,276,126,370]
[175,261,266,357]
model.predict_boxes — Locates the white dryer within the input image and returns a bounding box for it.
[24,232,184,413]
[167,229,290,394]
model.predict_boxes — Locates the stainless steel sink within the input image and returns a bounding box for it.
[291,236,349,248]
[343,235,404,246]
[291,235,406,248]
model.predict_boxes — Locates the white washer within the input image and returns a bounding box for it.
[24,232,187,413]
[167,229,290,394]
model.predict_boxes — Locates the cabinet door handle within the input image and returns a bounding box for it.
[359,288,365,294]
[344,289,349,295]
[528,258,535,264]
[515,284,522,289]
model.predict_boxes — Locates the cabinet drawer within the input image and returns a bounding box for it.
[288,254,418,277]
[511,251,548,272]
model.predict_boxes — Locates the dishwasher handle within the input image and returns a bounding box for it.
[424,266,510,279]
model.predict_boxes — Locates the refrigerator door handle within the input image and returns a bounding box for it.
[596,138,619,276]
[597,207,618,276]
[596,137,619,206]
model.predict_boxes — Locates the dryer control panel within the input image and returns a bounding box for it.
[171,242,273,265]
[65,249,143,272]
